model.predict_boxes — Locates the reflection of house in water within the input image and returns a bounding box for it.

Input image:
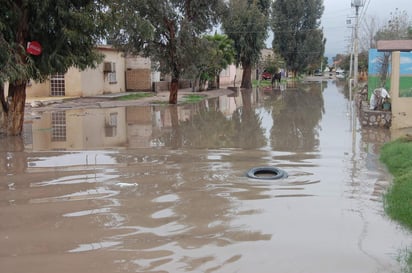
[126,106,153,148]
[25,93,248,150]
[26,108,127,150]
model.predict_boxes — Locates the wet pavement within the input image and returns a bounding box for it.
[1,80,411,273]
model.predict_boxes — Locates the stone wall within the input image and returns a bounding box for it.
[357,99,392,128]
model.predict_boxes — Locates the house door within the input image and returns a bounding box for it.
[50,73,65,96]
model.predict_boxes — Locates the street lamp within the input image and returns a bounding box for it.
[351,0,364,87]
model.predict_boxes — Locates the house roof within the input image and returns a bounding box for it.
[377,40,412,52]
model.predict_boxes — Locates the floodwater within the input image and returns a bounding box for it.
[1,80,411,273]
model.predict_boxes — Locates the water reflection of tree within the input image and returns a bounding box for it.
[162,94,266,149]
[232,89,266,148]
[0,136,26,177]
[270,84,324,152]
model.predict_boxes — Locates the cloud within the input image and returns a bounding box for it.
[400,56,412,64]
[370,57,380,64]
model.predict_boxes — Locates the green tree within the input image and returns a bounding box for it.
[203,34,235,89]
[221,0,270,89]
[271,0,325,77]
[0,0,110,136]
[110,0,224,104]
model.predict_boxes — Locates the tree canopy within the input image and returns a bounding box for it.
[221,0,270,88]
[1,0,110,85]
[271,0,325,76]
[0,0,111,135]
[110,0,225,103]
[203,34,235,89]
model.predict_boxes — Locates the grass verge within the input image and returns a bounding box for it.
[380,137,412,272]
[181,94,206,103]
[380,137,412,230]
[115,92,154,101]
[252,79,272,88]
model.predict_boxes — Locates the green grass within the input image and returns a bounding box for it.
[114,92,154,101]
[181,94,206,103]
[380,138,412,272]
[252,79,290,88]
[253,79,273,87]
[380,138,412,230]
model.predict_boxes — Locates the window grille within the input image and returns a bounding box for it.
[51,73,65,96]
[51,112,66,142]
[108,72,117,84]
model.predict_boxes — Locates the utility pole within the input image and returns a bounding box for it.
[351,0,364,87]
[346,18,354,82]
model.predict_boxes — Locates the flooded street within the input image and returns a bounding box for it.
[1,80,411,273]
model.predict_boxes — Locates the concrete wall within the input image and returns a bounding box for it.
[100,47,126,95]
[390,51,412,130]
[126,55,151,70]
[220,64,242,86]
[26,80,49,97]
[67,67,83,97]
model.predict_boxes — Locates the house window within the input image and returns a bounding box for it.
[50,73,65,96]
[108,72,117,84]
[51,112,66,142]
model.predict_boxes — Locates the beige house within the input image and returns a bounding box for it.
[26,46,155,99]
[219,64,242,87]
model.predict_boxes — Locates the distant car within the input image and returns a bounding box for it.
[314,69,323,76]
[335,69,345,79]
[262,71,272,80]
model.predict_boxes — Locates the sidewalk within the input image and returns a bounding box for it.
[25,88,235,111]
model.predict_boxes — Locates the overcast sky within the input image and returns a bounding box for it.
[322,0,412,58]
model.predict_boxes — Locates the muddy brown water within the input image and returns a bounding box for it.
[1,81,411,273]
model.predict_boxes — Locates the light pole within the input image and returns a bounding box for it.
[351,0,364,87]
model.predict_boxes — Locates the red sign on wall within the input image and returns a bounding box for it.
[27,41,42,55]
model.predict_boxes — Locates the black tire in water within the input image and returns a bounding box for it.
[246,166,288,180]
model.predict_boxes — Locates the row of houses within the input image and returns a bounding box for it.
[25,45,242,99]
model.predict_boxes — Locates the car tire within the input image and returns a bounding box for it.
[246,166,288,180]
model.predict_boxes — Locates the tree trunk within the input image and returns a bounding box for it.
[241,65,252,89]
[0,82,27,136]
[169,106,181,148]
[169,78,179,104]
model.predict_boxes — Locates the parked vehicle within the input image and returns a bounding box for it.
[262,71,272,80]
[335,69,345,79]
[314,69,323,76]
